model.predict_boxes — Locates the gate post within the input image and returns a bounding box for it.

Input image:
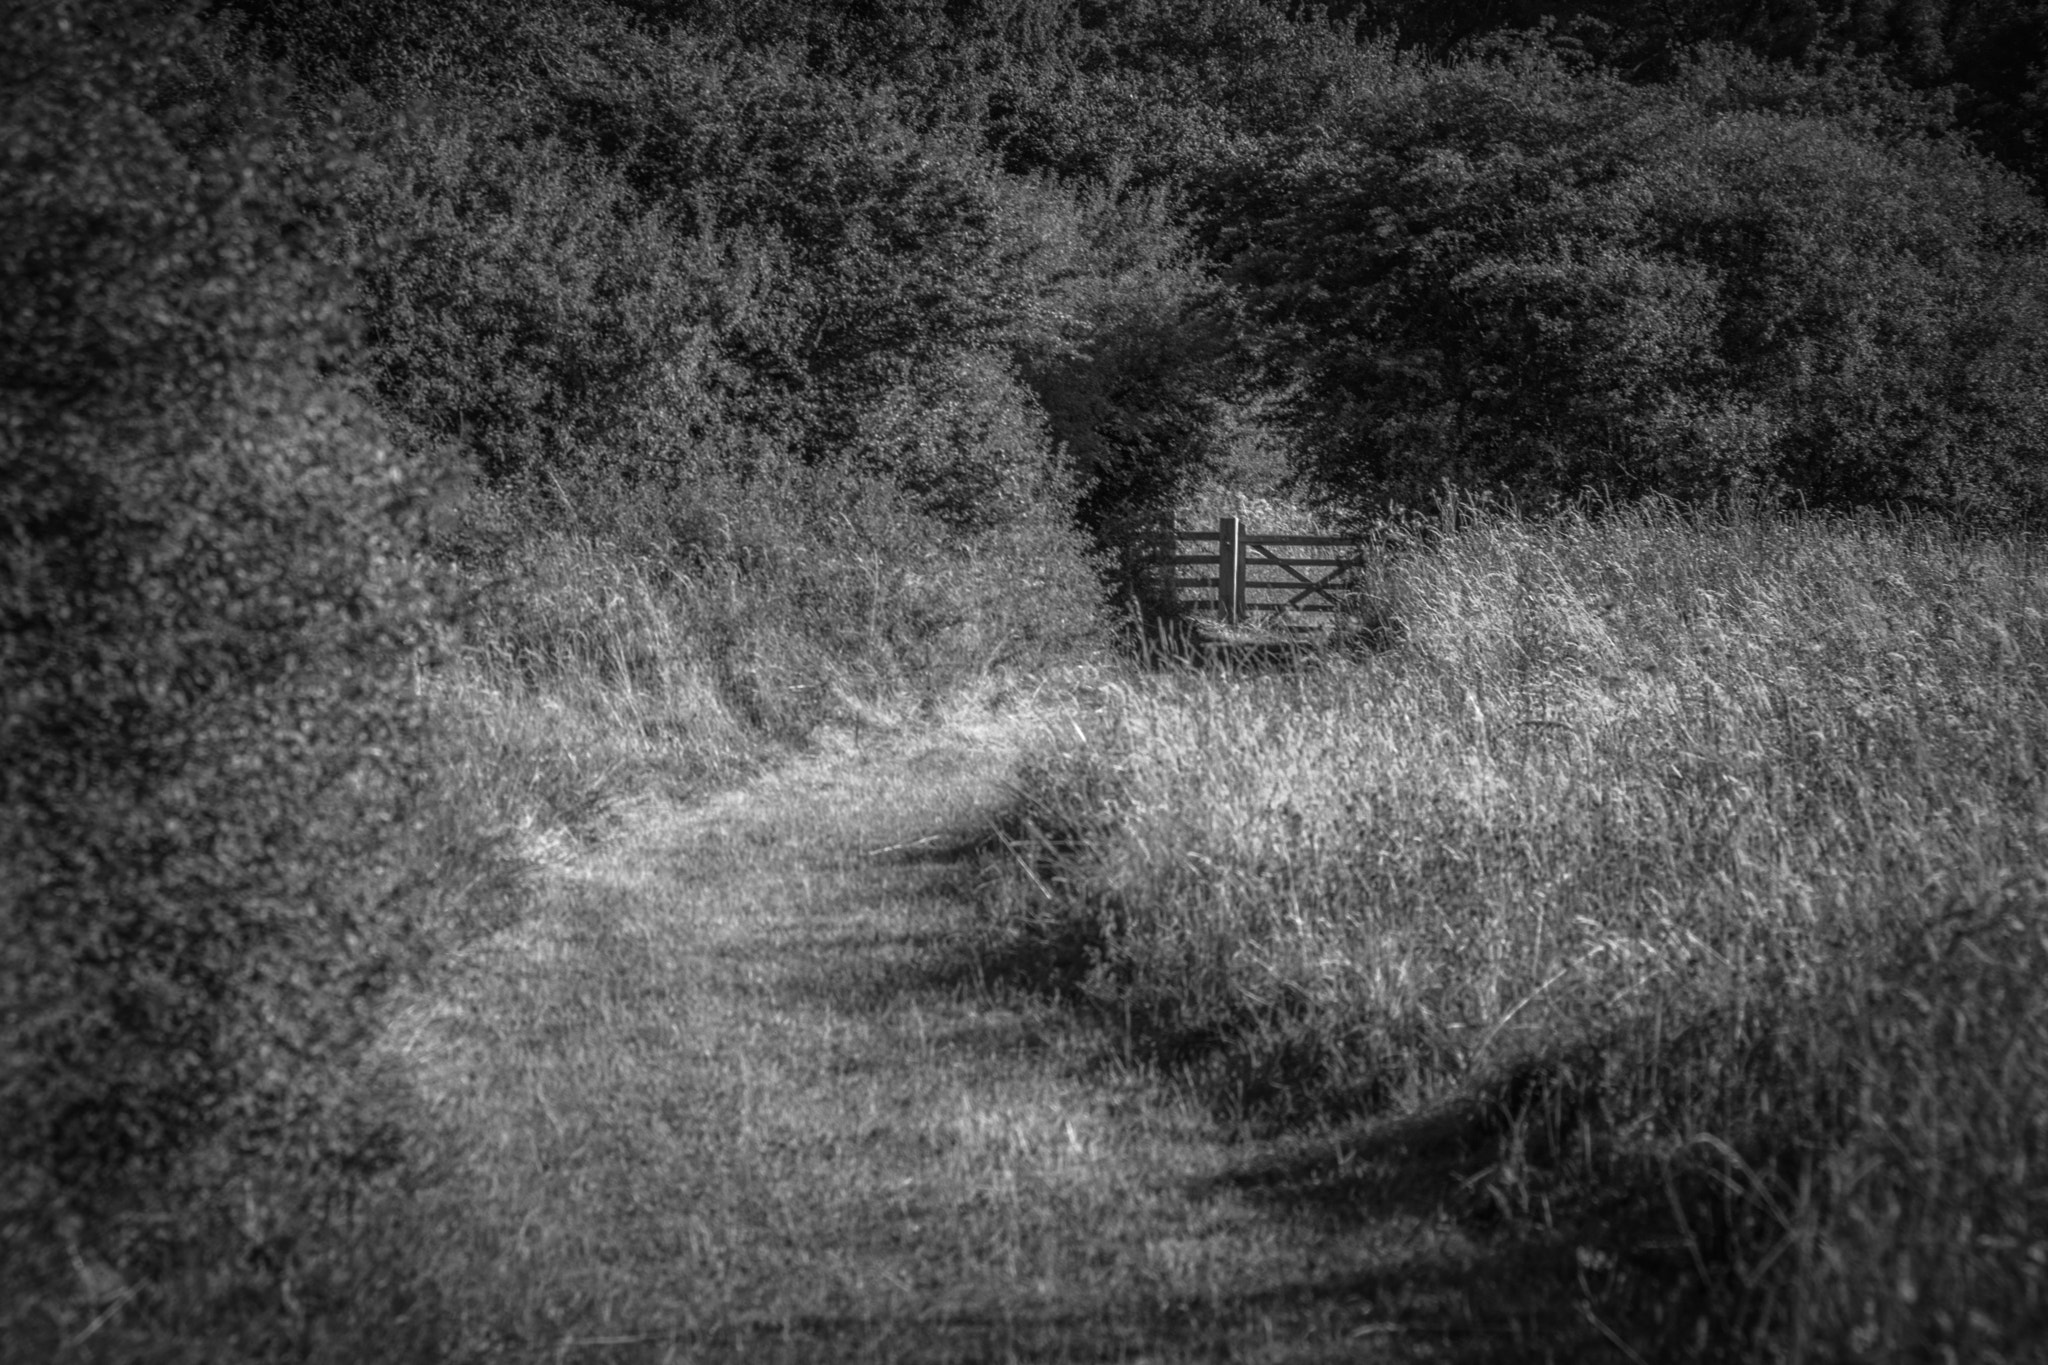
[1218,515,1245,623]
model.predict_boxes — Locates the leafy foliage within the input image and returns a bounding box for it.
[1,0,453,1259]
[339,116,770,483]
[1206,42,2048,515]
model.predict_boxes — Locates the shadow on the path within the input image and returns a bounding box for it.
[763,887,1630,1362]
[1195,1109,1629,1362]
[572,1250,1613,1365]
[1204,1103,1505,1228]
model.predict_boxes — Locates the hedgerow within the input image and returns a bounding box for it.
[2,4,487,1347]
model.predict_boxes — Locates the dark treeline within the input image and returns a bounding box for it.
[6,0,2048,1355]
[186,0,2048,523]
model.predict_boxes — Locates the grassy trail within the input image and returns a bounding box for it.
[384,704,1602,1363]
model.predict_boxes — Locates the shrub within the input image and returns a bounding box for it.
[333,34,1113,506]
[1,0,456,1313]
[1205,41,2048,518]
[849,347,1073,532]
[339,113,771,483]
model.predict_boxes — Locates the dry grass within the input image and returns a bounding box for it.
[431,505,969,805]
[426,481,1108,862]
[991,499,2048,1360]
[426,536,760,869]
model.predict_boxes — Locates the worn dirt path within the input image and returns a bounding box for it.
[387,705,1586,1363]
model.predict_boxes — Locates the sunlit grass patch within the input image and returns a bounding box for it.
[427,533,761,863]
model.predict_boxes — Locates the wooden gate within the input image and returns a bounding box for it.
[1135,517,1363,623]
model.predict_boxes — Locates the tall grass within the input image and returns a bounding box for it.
[431,476,1107,857]
[429,534,755,866]
[990,499,2048,1359]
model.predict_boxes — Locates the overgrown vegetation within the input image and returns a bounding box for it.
[990,499,2048,1357]
[11,0,2048,1356]
[1,5,482,1351]
[1207,42,2048,514]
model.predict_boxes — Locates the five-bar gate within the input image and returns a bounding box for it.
[1136,517,1363,622]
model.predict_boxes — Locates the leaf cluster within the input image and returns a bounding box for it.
[1207,40,2048,515]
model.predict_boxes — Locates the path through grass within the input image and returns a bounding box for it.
[379,699,1615,1363]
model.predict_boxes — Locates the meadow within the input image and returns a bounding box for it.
[988,498,2048,1360]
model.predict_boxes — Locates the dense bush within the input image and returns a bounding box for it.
[0,0,460,1306]
[1205,42,2048,517]
[214,0,1333,539]
[339,114,771,483]
[326,32,1121,508]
